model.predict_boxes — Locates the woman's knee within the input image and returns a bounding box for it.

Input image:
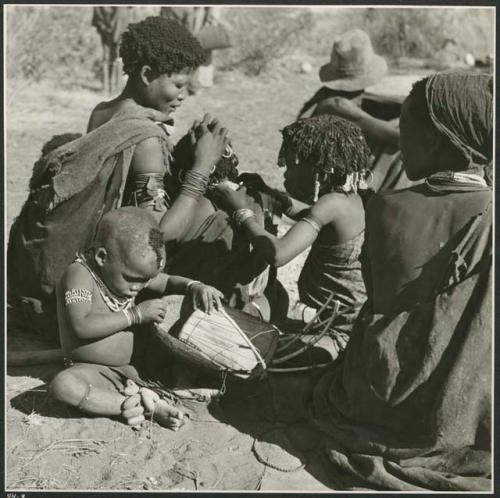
[49,369,89,407]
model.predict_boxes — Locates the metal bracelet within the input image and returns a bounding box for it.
[76,383,93,411]
[233,208,257,226]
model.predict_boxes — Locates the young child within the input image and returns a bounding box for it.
[50,207,223,430]
[214,115,373,354]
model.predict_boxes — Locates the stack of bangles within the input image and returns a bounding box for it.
[180,170,210,200]
[123,306,142,327]
[233,208,257,226]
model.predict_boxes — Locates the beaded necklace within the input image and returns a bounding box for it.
[425,171,489,193]
[75,252,134,312]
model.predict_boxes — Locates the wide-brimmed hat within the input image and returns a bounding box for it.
[319,29,388,91]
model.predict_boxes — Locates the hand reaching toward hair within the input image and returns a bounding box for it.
[212,184,251,213]
[190,114,229,176]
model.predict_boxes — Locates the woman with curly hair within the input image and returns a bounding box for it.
[7,17,228,344]
[214,115,373,355]
[86,17,229,244]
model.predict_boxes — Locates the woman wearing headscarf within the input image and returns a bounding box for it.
[308,72,492,491]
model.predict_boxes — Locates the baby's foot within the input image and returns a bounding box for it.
[140,388,186,431]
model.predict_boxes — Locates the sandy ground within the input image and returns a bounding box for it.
[5,66,426,491]
[5,69,339,492]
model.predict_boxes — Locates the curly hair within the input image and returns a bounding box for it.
[41,133,82,157]
[30,133,83,191]
[120,16,206,76]
[277,115,371,187]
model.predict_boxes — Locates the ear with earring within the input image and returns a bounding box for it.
[313,172,320,202]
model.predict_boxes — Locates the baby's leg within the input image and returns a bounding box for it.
[50,364,143,425]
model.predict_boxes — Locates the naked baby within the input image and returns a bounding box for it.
[50,207,223,430]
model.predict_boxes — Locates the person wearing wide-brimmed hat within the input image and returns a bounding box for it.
[298,29,414,192]
[318,29,388,92]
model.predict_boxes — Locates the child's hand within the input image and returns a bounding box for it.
[136,298,168,324]
[212,185,250,212]
[189,283,224,314]
[121,380,145,427]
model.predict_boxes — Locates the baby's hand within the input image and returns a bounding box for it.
[121,380,145,427]
[136,298,168,324]
[189,283,224,314]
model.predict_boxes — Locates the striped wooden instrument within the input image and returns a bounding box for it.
[155,306,279,380]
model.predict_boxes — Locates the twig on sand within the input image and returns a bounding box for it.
[8,476,63,489]
[255,464,267,490]
[173,468,199,490]
[19,438,107,469]
[8,438,26,454]
[106,478,145,489]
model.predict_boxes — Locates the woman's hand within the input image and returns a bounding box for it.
[212,184,251,212]
[189,283,224,314]
[190,114,229,177]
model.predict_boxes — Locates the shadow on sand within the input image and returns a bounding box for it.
[206,370,367,491]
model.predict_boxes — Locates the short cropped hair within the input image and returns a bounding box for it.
[95,207,165,269]
[120,16,206,76]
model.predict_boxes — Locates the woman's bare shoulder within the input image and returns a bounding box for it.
[130,137,166,174]
[87,98,123,132]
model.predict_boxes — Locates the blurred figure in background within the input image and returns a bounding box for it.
[299,29,416,192]
[92,6,132,94]
[160,6,221,93]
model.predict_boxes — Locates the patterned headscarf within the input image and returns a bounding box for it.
[425,72,493,170]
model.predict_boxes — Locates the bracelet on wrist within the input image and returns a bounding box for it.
[186,280,201,292]
[123,309,133,327]
[180,170,210,200]
[123,306,142,326]
[233,208,257,227]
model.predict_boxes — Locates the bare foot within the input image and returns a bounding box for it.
[140,388,186,431]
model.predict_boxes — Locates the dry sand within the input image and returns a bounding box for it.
[5,69,330,492]
[6,68,419,491]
